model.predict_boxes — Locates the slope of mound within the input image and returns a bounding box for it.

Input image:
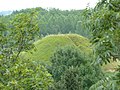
[21,34,92,64]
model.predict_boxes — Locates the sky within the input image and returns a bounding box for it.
[0,0,99,11]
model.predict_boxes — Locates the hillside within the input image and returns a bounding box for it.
[21,34,92,64]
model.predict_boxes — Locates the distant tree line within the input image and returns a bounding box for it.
[11,7,91,38]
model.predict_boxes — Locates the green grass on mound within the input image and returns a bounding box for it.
[20,34,92,64]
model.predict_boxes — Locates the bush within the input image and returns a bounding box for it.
[49,46,86,81]
[54,66,81,90]
[0,58,53,90]
[49,45,103,90]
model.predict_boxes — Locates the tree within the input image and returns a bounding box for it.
[54,66,81,90]
[49,46,86,81]
[84,0,120,89]
[49,45,103,90]
[0,10,53,89]
[86,0,120,64]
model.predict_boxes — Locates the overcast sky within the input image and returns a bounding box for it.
[0,0,99,11]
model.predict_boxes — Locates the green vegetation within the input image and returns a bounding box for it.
[0,0,120,89]
[11,8,91,38]
[0,10,53,90]
[84,0,120,89]
[85,0,120,64]
[102,61,120,72]
[49,46,103,90]
[21,34,92,64]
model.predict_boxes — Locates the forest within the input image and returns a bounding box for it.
[0,0,120,90]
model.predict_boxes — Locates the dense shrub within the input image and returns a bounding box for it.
[49,45,103,90]
[0,58,53,90]
[54,66,81,90]
[49,46,86,81]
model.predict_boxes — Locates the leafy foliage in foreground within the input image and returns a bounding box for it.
[0,10,53,89]
[86,0,120,64]
[0,58,53,90]
[90,69,119,90]
[89,71,120,90]
[84,0,120,89]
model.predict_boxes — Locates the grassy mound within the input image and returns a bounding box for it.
[21,34,92,64]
